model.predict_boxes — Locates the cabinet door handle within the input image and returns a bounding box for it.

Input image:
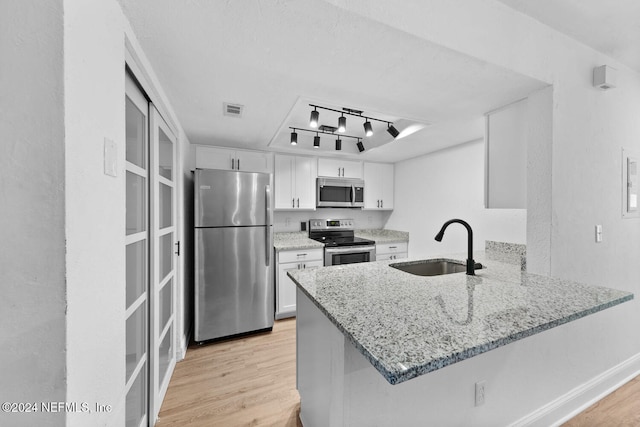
[303,263,306,269]
[296,253,307,257]
[381,200,383,208]
[342,167,345,176]
[237,158,240,170]
[292,198,295,208]
[174,241,180,256]
[338,167,341,176]
[231,158,235,170]
[297,198,299,208]
[377,200,380,208]
[389,246,397,249]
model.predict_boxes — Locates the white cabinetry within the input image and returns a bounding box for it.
[485,99,527,209]
[276,248,323,319]
[375,242,407,261]
[274,155,317,210]
[195,145,272,173]
[364,162,394,210]
[318,158,363,179]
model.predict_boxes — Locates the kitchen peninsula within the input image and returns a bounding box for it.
[288,243,633,426]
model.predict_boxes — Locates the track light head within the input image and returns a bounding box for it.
[363,120,373,137]
[313,135,320,148]
[335,138,342,151]
[290,130,298,145]
[357,140,365,152]
[310,109,319,128]
[387,123,399,138]
[338,115,346,133]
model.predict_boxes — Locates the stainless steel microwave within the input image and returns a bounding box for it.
[316,177,364,208]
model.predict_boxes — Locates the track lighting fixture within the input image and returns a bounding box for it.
[290,129,298,145]
[338,115,346,133]
[363,120,373,137]
[387,124,399,138]
[310,108,319,128]
[357,140,365,152]
[335,138,342,151]
[313,134,320,148]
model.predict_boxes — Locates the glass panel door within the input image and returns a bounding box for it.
[149,105,177,425]
[125,72,149,427]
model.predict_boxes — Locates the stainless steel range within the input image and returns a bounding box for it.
[309,219,376,266]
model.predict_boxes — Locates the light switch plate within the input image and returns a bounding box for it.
[622,149,640,219]
[595,225,602,243]
[104,138,117,177]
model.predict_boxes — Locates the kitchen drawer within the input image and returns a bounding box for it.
[376,242,408,255]
[278,248,323,264]
[376,252,407,261]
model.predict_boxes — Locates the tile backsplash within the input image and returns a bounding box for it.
[274,209,391,232]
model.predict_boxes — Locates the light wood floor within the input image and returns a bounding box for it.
[156,318,301,427]
[562,375,640,426]
[157,318,639,426]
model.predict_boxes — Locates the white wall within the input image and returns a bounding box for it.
[63,1,128,424]
[0,1,67,426]
[331,0,640,422]
[274,209,390,232]
[64,1,192,425]
[386,140,526,258]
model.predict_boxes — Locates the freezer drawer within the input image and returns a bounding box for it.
[195,226,274,341]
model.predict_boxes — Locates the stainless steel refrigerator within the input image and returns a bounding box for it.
[194,169,273,342]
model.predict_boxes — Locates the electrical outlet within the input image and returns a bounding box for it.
[595,225,603,243]
[285,217,291,227]
[475,381,486,407]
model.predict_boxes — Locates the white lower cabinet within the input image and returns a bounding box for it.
[276,248,323,319]
[375,242,408,261]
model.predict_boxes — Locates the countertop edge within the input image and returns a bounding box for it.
[289,267,634,386]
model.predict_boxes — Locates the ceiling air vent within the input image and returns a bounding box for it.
[223,102,244,118]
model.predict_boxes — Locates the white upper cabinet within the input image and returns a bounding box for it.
[485,99,527,209]
[364,162,394,210]
[275,154,317,210]
[195,145,272,174]
[317,158,363,179]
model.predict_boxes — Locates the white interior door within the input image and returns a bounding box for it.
[125,73,149,427]
[149,105,177,424]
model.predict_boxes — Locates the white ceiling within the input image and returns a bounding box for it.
[496,0,640,73]
[118,0,637,163]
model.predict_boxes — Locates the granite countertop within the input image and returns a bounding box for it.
[355,229,409,244]
[274,229,408,251]
[273,232,324,251]
[288,245,633,385]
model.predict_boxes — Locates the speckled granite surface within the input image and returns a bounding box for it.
[355,229,409,244]
[288,252,633,385]
[274,232,324,251]
[486,240,527,270]
[275,229,408,251]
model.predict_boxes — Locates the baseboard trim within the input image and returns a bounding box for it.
[510,352,640,427]
[178,331,190,361]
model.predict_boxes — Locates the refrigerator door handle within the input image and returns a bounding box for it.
[265,184,271,266]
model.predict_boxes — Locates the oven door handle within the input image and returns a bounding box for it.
[325,245,376,254]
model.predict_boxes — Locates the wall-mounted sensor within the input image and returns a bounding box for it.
[593,65,617,90]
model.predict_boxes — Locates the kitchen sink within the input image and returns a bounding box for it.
[389,259,483,276]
